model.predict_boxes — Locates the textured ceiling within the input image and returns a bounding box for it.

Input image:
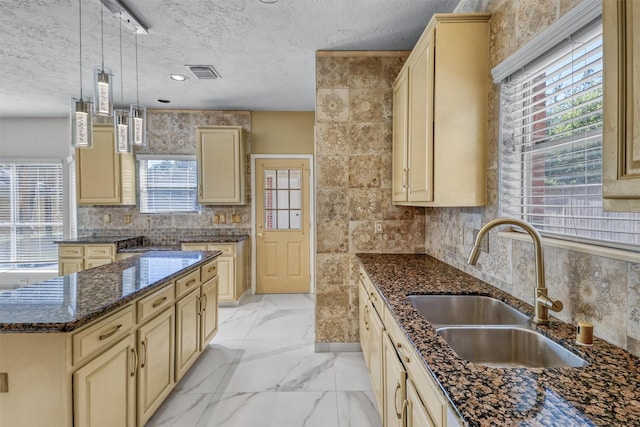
[0,0,459,117]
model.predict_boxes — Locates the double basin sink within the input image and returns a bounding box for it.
[408,295,587,368]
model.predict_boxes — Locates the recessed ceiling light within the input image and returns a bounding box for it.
[259,0,279,3]
[169,74,188,81]
[157,99,171,103]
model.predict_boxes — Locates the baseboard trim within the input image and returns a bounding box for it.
[315,342,362,353]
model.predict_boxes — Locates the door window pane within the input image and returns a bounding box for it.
[263,168,303,230]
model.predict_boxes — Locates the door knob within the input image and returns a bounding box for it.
[257,233,263,238]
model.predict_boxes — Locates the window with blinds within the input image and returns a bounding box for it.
[500,20,640,249]
[138,156,199,213]
[0,162,63,269]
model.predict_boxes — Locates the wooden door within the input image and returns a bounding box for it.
[73,335,136,427]
[406,379,436,427]
[76,125,121,204]
[201,276,219,346]
[175,289,201,381]
[384,334,407,427]
[255,158,310,293]
[392,67,409,202]
[407,27,435,203]
[137,307,175,426]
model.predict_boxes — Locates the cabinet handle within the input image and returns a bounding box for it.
[370,291,378,302]
[394,381,402,419]
[402,168,407,189]
[207,266,217,275]
[401,400,408,419]
[98,324,122,341]
[116,185,120,197]
[396,342,411,363]
[186,278,197,287]
[202,294,208,312]
[199,185,203,198]
[152,296,168,308]
[406,169,410,191]
[197,296,202,315]
[130,348,138,377]
[141,338,148,368]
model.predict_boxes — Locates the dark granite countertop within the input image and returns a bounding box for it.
[55,235,144,246]
[357,253,640,427]
[118,245,181,253]
[0,250,221,333]
[180,235,249,243]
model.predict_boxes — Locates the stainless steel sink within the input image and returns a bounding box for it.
[407,294,529,326]
[436,326,588,368]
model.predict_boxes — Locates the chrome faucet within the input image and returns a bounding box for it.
[467,217,563,325]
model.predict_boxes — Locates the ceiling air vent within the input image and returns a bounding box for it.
[186,65,221,80]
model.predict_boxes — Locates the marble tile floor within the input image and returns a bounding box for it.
[146,293,382,427]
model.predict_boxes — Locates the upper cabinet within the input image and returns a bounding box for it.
[603,0,640,211]
[197,126,246,205]
[76,125,136,205]
[392,14,490,207]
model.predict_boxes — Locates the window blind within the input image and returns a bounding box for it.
[0,162,63,268]
[500,21,640,249]
[138,157,199,213]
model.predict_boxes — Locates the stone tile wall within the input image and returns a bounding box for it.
[441,0,640,356]
[315,52,426,343]
[78,110,252,245]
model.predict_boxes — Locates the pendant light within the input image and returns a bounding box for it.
[113,13,131,153]
[71,0,93,149]
[93,4,113,116]
[129,33,147,147]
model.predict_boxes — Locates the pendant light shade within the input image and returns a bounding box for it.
[71,0,92,149]
[129,104,146,147]
[93,69,113,116]
[129,33,146,147]
[71,97,93,148]
[114,109,131,153]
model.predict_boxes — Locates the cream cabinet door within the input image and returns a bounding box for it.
[392,67,410,203]
[76,125,136,205]
[197,126,246,205]
[359,281,371,368]
[217,255,235,301]
[406,379,436,427]
[201,276,219,347]
[369,303,385,417]
[175,288,201,381]
[137,307,175,427]
[73,334,136,427]
[407,27,435,203]
[384,333,407,427]
[59,258,83,276]
[603,0,640,211]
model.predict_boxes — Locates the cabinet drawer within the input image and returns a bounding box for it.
[59,245,84,257]
[201,260,218,282]
[384,306,446,426]
[86,245,114,258]
[360,268,383,316]
[176,269,201,298]
[72,305,134,366]
[210,243,234,255]
[137,284,175,324]
[182,243,208,251]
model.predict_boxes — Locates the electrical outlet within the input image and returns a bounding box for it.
[213,214,220,224]
[103,214,111,223]
[232,214,241,223]
[123,215,132,224]
[219,214,227,224]
[375,221,383,234]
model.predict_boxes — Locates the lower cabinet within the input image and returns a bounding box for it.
[406,379,435,427]
[201,276,219,345]
[384,333,407,427]
[137,307,175,426]
[58,244,116,275]
[176,288,201,381]
[359,266,457,427]
[73,334,137,427]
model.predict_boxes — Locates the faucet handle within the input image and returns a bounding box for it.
[537,294,563,312]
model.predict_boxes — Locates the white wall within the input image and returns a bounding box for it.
[0,118,73,288]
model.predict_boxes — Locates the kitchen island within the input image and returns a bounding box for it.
[0,250,221,427]
[357,254,640,426]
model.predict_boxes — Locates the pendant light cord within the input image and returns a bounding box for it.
[100,5,105,71]
[135,33,140,108]
[119,12,124,106]
[78,0,83,99]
